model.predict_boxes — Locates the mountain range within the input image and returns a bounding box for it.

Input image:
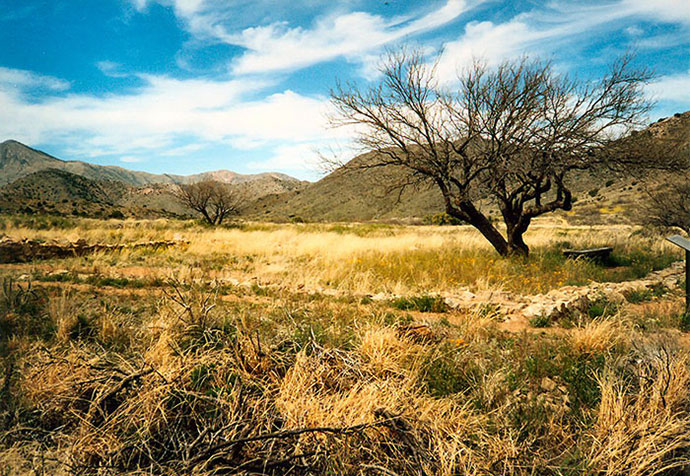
[0,140,307,218]
[1,111,688,222]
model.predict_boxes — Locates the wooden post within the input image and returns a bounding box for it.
[686,249,690,315]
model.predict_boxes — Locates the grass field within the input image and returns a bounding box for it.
[1,216,690,475]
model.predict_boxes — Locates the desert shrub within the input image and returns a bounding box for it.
[390,295,447,313]
[279,305,358,354]
[428,212,464,226]
[68,314,97,341]
[586,295,619,319]
[0,279,52,350]
[625,283,668,304]
[583,343,690,474]
[251,283,271,296]
[623,288,653,304]
[530,314,551,328]
[509,337,608,415]
[421,345,478,397]
[678,312,690,332]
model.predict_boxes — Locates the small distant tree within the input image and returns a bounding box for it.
[330,49,661,257]
[174,180,243,226]
[643,175,690,234]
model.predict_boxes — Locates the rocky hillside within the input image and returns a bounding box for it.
[0,169,130,217]
[0,169,192,218]
[0,141,170,187]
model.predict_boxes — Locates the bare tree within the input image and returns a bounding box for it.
[643,175,690,234]
[174,180,243,226]
[330,49,658,256]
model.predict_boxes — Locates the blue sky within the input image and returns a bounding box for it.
[1,0,689,180]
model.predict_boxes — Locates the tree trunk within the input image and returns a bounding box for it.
[505,215,531,258]
[451,202,511,257]
[507,233,529,257]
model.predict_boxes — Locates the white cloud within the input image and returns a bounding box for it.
[246,143,321,172]
[120,155,144,163]
[97,61,128,78]
[0,67,70,93]
[233,1,468,75]
[160,143,205,156]
[648,70,690,104]
[0,66,345,165]
[626,25,643,36]
[434,0,690,83]
[133,0,469,75]
[622,0,690,25]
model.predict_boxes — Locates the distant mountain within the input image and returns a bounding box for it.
[0,140,309,219]
[0,140,308,191]
[0,140,172,187]
[0,169,127,217]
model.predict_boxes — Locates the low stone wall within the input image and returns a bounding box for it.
[367,261,685,322]
[0,238,187,263]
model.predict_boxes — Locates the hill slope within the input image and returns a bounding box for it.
[0,169,128,217]
[246,151,446,221]
[247,112,690,223]
[0,141,172,187]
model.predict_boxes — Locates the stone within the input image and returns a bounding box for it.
[541,377,557,392]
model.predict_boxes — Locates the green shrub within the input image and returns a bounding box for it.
[0,279,52,351]
[586,295,618,319]
[422,346,476,397]
[428,213,464,226]
[623,288,653,304]
[529,314,551,328]
[678,312,690,332]
[251,283,270,296]
[390,295,447,313]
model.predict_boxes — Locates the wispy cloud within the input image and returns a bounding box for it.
[0,67,70,93]
[132,0,471,75]
[96,61,129,78]
[648,70,690,104]
[434,0,690,83]
[230,1,468,75]
[119,155,144,163]
[0,66,344,164]
[623,0,690,25]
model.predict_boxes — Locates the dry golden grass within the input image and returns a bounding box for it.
[571,316,631,355]
[2,217,680,295]
[1,217,689,475]
[589,344,690,475]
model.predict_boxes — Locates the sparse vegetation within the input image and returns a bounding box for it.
[390,295,448,313]
[1,218,689,475]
